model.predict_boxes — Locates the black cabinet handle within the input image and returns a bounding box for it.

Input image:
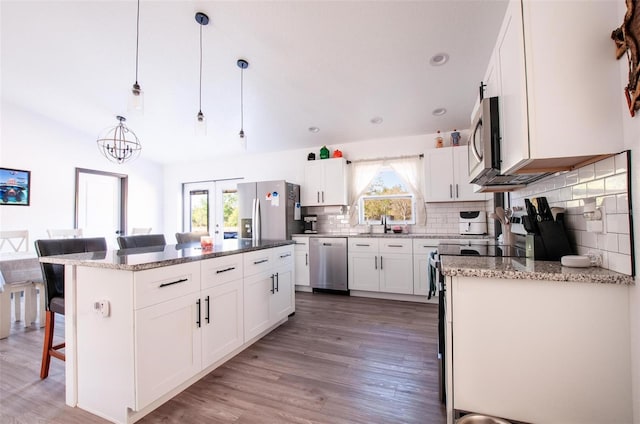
[254,259,269,265]
[279,253,291,258]
[159,278,188,288]
[205,296,210,324]
[449,184,453,198]
[270,274,275,294]
[216,266,235,274]
[388,244,403,247]
[375,256,378,270]
[356,243,370,247]
[380,256,383,270]
[317,192,320,203]
[323,243,332,246]
[196,299,201,328]
[275,272,279,292]
[456,184,459,198]
[305,253,308,266]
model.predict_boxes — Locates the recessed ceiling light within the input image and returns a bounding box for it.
[429,53,449,66]
[370,116,383,124]
[432,108,447,116]
[308,126,320,133]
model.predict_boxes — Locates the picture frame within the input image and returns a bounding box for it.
[0,167,31,206]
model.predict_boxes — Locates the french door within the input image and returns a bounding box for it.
[182,179,241,245]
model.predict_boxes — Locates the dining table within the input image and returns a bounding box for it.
[0,251,44,338]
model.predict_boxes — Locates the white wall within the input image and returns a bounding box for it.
[162,132,462,236]
[617,3,640,423]
[0,102,164,249]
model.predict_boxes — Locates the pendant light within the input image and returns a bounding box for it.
[128,0,144,113]
[237,59,249,148]
[96,116,141,164]
[195,12,209,136]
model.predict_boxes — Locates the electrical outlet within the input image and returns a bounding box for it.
[93,300,110,317]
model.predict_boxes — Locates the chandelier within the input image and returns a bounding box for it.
[96,116,141,164]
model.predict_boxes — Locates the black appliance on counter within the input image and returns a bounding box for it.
[431,239,528,405]
[521,196,573,261]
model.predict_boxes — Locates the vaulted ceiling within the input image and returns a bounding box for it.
[1,1,508,164]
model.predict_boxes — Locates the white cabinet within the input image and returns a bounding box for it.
[301,157,348,206]
[348,238,413,294]
[132,261,202,410]
[243,246,294,341]
[292,235,310,287]
[490,0,623,175]
[412,239,439,301]
[200,255,244,369]
[135,292,201,410]
[424,146,486,202]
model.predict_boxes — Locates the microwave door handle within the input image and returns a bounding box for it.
[471,118,483,163]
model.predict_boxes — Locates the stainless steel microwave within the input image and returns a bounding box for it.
[467,96,501,185]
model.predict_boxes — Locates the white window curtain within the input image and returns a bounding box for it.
[348,156,426,226]
[389,157,427,225]
[348,160,384,226]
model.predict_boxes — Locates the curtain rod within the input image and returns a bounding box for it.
[346,153,423,165]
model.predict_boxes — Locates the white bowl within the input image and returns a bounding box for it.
[561,255,591,268]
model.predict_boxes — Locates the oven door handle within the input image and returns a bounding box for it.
[427,253,440,299]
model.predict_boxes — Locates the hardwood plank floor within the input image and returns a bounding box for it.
[0,292,444,423]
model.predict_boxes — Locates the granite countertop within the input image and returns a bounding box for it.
[441,255,634,285]
[38,239,294,271]
[293,233,491,240]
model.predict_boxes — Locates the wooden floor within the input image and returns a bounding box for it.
[0,292,444,424]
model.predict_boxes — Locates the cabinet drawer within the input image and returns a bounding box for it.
[348,238,379,253]
[244,249,273,277]
[201,254,243,289]
[379,238,412,254]
[292,236,309,252]
[134,262,200,310]
[273,245,294,268]
[413,239,440,254]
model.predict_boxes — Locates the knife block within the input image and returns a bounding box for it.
[525,215,573,261]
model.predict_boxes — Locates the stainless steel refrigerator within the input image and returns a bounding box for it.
[237,180,302,241]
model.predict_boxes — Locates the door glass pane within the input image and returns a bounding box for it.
[190,190,209,232]
[222,189,238,239]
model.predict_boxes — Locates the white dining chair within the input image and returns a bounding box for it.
[0,230,42,336]
[47,228,83,239]
[131,227,152,235]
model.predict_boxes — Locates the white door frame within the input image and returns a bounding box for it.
[74,168,128,239]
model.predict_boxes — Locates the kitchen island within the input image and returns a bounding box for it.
[440,256,634,424]
[39,239,295,424]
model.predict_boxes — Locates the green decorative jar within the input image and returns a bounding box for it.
[320,146,330,159]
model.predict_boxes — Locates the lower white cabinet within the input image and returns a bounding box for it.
[348,238,413,294]
[412,239,439,300]
[292,236,310,287]
[244,245,294,341]
[134,292,202,410]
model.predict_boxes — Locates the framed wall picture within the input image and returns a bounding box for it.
[0,167,31,206]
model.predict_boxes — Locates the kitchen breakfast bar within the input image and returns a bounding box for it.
[39,239,295,424]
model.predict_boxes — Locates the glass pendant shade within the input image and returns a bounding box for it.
[195,111,207,136]
[128,82,144,113]
[239,130,247,150]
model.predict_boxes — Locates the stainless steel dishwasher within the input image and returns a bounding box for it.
[309,237,348,291]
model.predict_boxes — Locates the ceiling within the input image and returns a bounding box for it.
[1,0,508,165]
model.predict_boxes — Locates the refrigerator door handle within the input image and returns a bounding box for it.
[255,197,261,241]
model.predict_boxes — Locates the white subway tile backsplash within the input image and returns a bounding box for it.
[605,174,627,194]
[619,234,631,255]
[614,152,628,174]
[587,179,605,198]
[595,156,615,179]
[581,232,597,248]
[565,170,579,185]
[597,233,618,252]
[608,252,632,275]
[617,193,629,213]
[572,184,587,199]
[578,164,595,183]
[603,196,617,213]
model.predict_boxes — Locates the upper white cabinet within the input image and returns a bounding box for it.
[301,158,349,206]
[424,146,486,202]
[490,0,623,175]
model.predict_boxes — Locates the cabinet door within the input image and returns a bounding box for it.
[496,0,529,174]
[271,266,293,322]
[424,148,454,202]
[134,292,201,410]
[322,158,348,205]
[244,272,273,341]
[294,249,309,286]
[201,279,244,369]
[379,253,413,294]
[413,254,431,297]
[452,147,486,201]
[348,252,380,291]
[302,160,323,206]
